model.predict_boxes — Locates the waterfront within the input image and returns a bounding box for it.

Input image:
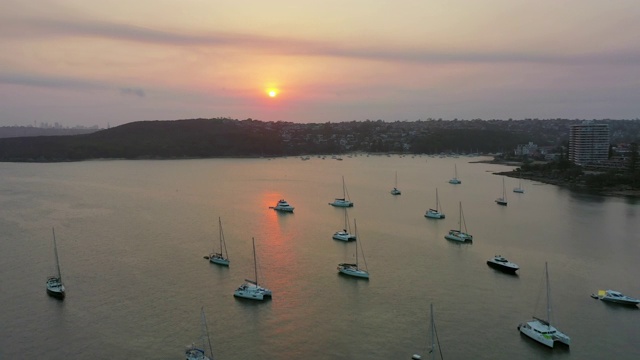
[0,156,638,359]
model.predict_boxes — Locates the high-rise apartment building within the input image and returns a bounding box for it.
[569,122,609,165]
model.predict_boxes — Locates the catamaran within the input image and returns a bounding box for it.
[330,176,354,207]
[444,202,473,242]
[333,208,356,241]
[448,164,461,184]
[425,188,445,219]
[233,237,272,301]
[185,307,214,360]
[518,262,570,348]
[495,177,508,206]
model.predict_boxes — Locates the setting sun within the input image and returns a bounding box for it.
[267,88,278,98]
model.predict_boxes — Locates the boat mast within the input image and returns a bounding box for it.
[545,262,551,328]
[430,303,435,360]
[252,237,258,285]
[435,189,439,211]
[201,307,214,359]
[354,219,359,268]
[52,227,62,280]
[218,217,228,258]
[458,202,462,232]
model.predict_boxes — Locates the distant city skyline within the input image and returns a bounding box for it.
[1,0,639,128]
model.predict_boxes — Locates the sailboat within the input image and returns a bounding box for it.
[425,188,445,219]
[411,304,443,360]
[448,164,461,184]
[518,262,571,348]
[333,208,356,241]
[233,237,272,301]
[337,219,369,279]
[495,177,508,205]
[185,307,214,360]
[390,171,402,195]
[513,173,525,193]
[330,176,354,207]
[444,202,473,242]
[209,217,230,266]
[46,228,65,299]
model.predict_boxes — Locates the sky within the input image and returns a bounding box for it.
[1,0,639,128]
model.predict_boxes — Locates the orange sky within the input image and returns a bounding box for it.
[1,0,639,127]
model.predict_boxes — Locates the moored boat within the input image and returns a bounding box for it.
[595,289,640,306]
[270,199,294,212]
[486,255,519,274]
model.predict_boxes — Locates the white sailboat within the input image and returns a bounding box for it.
[233,237,272,301]
[333,208,356,241]
[209,217,230,266]
[329,176,354,207]
[518,262,570,348]
[391,171,402,195]
[46,228,65,299]
[513,173,525,193]
[337,219,369,279]
[185,307,214,360]
[448,164,461,184]
[495,177,508,206]
[412,303,443,360]
[425,188,445,219]
[444,202,473,242]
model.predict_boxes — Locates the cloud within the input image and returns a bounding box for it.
[119,87,146,97]
[4,16,640,67]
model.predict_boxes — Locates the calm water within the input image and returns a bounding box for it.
[0,156,638,359]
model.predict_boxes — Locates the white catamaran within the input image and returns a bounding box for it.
[330,176,354,207]
[518,262,570,348]
[233,237,272,301]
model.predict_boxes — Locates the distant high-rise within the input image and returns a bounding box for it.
[569,122,609,165]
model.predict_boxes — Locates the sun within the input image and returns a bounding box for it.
[266,88,278,98]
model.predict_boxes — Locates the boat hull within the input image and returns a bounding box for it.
[449,179,461,184]
[271,206,294,212]
[517,320,570,348]
[598,290,640,306]
[487,260,518,274]
[332,232,356,241]
[233,283,271,301]
[390,189,401,195]
[513,188,524,193]
[425,210,445,219]
[337,264,369,279]
[329,200,353,207]
[46,277,65,299]
[495,199,508,206]
[444,231,472,242]
[209,256,229,266]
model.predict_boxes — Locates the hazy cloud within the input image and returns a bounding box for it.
[119,87,146,98]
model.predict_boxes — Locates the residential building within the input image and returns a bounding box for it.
[569,122,610,165]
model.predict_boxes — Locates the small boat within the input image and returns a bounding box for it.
[185,307,214,360]
[513,173,525,193]
[46,228,66,299]
[233,237,272,301]
[425,188,445,219]
[390,171,402,195]
[411,303,443,360]
[337,219,369,279]
[448,164,461,184]
[594,289,640,306]
[333,208,356,241]
[486,255,519,274]
[495,177,508,206]
[518,262,570,348]
[329,176,354,207]
[269,199,294,212]
[444,202,473,242]
[209,217,230,266]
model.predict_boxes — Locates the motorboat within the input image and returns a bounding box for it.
[595,290,640,306]
[270,199,294,212]
[518,262,570,348]
[486,255,519,274]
